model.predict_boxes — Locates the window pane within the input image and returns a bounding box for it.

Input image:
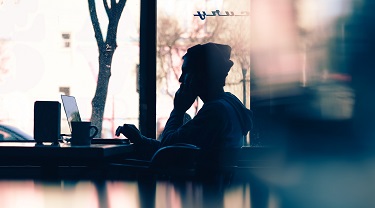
[0,0,140,138]
[156,0,251,141]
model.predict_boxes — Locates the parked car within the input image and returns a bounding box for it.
[0,124,34,141]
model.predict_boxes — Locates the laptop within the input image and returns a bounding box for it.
[61,95,129,144]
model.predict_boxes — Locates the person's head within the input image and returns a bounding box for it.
[179,43,234,98]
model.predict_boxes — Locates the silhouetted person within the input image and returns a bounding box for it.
[116,42,253,160]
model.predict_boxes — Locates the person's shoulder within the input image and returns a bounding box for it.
[195,101,229,125]
[201,98,230,113]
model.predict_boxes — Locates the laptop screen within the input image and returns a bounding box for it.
[61,95,82,132]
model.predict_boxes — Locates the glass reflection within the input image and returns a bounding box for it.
[249,0,360,149]
[0,180,274,208]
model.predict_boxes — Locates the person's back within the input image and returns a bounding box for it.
[159,92,251,149]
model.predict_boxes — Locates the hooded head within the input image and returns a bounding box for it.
[179,43,234,100]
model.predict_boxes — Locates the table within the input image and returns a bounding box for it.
[0,142,134,179]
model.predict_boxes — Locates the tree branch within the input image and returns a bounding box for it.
[117,0,127,18]
[103,0,111,18]
[106,0,126,48]
[88,0,105,50]
[111,0,116,9]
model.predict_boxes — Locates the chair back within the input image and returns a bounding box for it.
[150,144,241,182]
[150,143,201,178]
[196,148,240,180]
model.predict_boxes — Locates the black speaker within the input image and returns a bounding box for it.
[34,101,61,144]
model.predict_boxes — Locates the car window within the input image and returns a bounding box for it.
[0,130,18,141]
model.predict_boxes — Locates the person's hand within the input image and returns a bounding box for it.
[115,124,143,144]
[174,82,197,113]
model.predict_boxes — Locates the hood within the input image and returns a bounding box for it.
[222,92,253,135]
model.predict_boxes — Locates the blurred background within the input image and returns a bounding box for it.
[248,0,375,155]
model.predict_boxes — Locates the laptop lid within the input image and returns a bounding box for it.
[60,95,130,143]
[61,95,82,132]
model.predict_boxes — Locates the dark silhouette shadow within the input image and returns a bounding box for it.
[115,43,253,179]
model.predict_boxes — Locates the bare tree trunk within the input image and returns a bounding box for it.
[88,0,126,137]
[90,48,115,137]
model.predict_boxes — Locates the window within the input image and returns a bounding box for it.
[0,0,360,146]
[156,0,251,143]
[0,0,140,138]
[61,33,71,48]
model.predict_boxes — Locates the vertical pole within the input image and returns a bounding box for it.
[242,68,247,106]
[139,0,157,138]
[249,0,254,146]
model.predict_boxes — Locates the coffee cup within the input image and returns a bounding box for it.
[71,121,98,145]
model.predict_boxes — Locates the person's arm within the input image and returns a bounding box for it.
[158,109,185,144]
[159,102,227,149]
[115,124,161,153]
